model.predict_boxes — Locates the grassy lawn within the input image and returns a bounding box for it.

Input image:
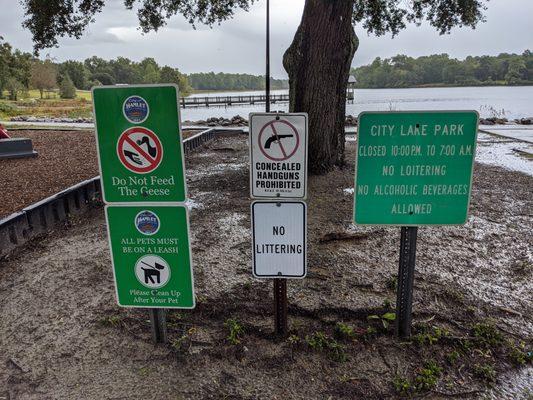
[0,89,93,120]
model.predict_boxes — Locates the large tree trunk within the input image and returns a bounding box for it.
[283,0,358,174]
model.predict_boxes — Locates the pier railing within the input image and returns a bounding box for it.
[181,94,290,108]
[182,91,354,108]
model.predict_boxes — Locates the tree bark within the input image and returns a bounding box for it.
[283,0,358,174]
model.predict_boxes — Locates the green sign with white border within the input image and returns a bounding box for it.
[93,84,186,203]
[105,205,195,308]
[354,111,479,225]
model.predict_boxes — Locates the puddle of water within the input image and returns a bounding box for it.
[484,366,533,400]
[186,198,203,210]
[343,188,354,196]
[188,162,247,179]
[476,133,533,176]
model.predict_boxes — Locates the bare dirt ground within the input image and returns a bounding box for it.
[0,129,199,218]
[0,135,531,399]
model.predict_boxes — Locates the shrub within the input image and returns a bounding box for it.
[59,74,76,99]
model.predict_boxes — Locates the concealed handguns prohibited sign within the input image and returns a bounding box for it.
[249,113,308,199]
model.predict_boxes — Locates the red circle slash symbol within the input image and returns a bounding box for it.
[258,119,300,161]
[116,127,163,174]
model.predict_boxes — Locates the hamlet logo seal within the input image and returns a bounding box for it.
[135,210,160,235]
[123,95,149,123]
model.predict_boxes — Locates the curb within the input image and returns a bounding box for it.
[0,128,235,258]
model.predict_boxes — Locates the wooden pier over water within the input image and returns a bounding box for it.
[181,94,289,108]
[181,91,355,108]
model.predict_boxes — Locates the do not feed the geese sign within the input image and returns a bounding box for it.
[93,84,187,203]
[249,113,308,199]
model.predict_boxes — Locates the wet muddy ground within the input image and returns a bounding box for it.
[0,134,531,399]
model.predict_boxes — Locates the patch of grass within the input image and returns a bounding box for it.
[100,315,122,327]
[393,360,443,395]
[305,331,347,362]
[446,350,461,365]
[508,340,533,366]
[472,321,503,348]
[335,322,357,341]
[393,376,412,395]
[473,363,496,383]
[414,360,442,391]
[224,318,244,345]
[443,287,465,303]
[414,326,449,345]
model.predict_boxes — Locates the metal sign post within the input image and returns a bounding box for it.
[274,278,288,337]
[395,227,418,338]
[352,111,479,339]
[150,308,168,343]
[265,0,270,113]
[94,85,196,345]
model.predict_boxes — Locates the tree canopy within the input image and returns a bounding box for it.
[22,0,488,52]
[353,51,533,88]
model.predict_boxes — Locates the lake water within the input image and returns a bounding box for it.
[182,86,533,121]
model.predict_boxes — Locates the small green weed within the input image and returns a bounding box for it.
[363,326,378,342]
[287,334,301,346]
[414,326,448,345]
[170,327,196,353]
[368,312,396,330]
[305,331,347,362]
[100,315,121,326]
[473,363,496,383]
[335,322,357,341]
[387,275,398,291]
[393,376,412,395]
[382,298,393,309]
[224,318,244,345]
[446,350,461,365]
[414,360,442,391]
[472,322,503,348]
[393,360,443,395]
[508,341,533,366]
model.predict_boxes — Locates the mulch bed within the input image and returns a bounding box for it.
[0,130,99,219]
[0,129,200,218]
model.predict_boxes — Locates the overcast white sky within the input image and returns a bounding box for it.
[1,0,532,77]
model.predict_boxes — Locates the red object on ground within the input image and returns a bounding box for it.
[0,124,10,139]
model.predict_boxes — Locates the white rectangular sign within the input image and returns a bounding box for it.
[251,201,307,278]
[249,113,308,199]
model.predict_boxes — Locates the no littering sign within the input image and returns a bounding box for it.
[250,113,308,199]
[251,201,307,278]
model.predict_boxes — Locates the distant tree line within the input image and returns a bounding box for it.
[0,39,288,100]
[352,51,533,88]
[188,72,288,91]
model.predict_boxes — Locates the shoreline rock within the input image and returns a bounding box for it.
[9,114,533,127]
